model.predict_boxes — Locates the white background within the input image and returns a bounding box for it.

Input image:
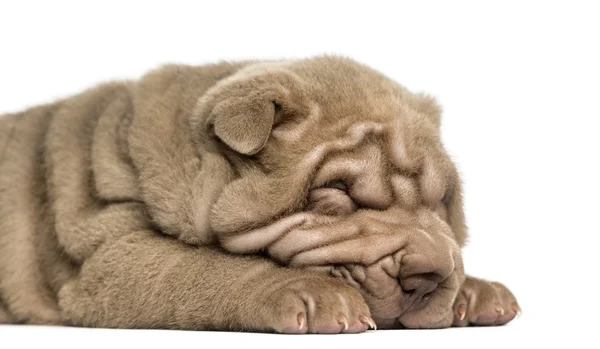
[1,1,598,348]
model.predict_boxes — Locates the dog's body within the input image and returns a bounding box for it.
[0,57,518,332]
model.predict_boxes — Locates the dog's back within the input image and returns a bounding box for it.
[0,61,251,324]
[0,83,136,324]
[1,100,67,323]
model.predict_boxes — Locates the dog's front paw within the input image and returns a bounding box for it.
[261,275,374,334]
[452,276,520,326]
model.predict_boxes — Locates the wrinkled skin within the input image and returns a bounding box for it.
[199,57,520,329]
[222,208,463,328]
[0,56,519,332]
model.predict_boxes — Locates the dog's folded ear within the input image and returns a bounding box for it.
[192,67,309,155]
[211,93,276,155]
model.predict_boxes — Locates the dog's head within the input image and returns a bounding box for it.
[191,56,466,328]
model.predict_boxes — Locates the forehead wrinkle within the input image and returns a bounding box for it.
[298,121,385,176]
[391,174,419,207]
[386,112,419,173]
[349,145,393,209]
[419,152,447,205]
[352,175,392,209]
[312,157,365,188]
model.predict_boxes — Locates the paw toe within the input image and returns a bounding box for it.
[474,311,500,325]
[268,276,370,334]
[454,277,520,327]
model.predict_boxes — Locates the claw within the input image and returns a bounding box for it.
[457,304,466,321]
[359,315,377,330]
[338,316,349,332]
[297,312,305,330]
[512,303,522,316]
[495,306,505,316]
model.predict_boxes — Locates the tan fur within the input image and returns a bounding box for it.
[0,56,518,332]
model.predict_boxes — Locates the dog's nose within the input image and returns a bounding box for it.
[399,273,441,300]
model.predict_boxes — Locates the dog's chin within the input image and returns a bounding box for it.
[363,292,411,329]
[374,315,453,330]
[357,282,455,329]
[361,300,450,329]
[397,308,455,329]
[375,318,406,329]
[370,302,454,329]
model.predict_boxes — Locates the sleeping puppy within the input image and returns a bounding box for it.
[0,56,519,332]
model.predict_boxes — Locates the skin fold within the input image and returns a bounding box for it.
[0,56,519,332]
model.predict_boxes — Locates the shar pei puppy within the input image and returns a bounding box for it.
[0,56,519,333]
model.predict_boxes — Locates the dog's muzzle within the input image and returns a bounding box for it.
[219,207,464,328]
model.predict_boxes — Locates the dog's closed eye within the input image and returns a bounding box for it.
[308,180,357,216]
[272,102,285,128]
[323,179,350,193]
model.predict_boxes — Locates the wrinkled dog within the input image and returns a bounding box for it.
[0,56,519,332]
